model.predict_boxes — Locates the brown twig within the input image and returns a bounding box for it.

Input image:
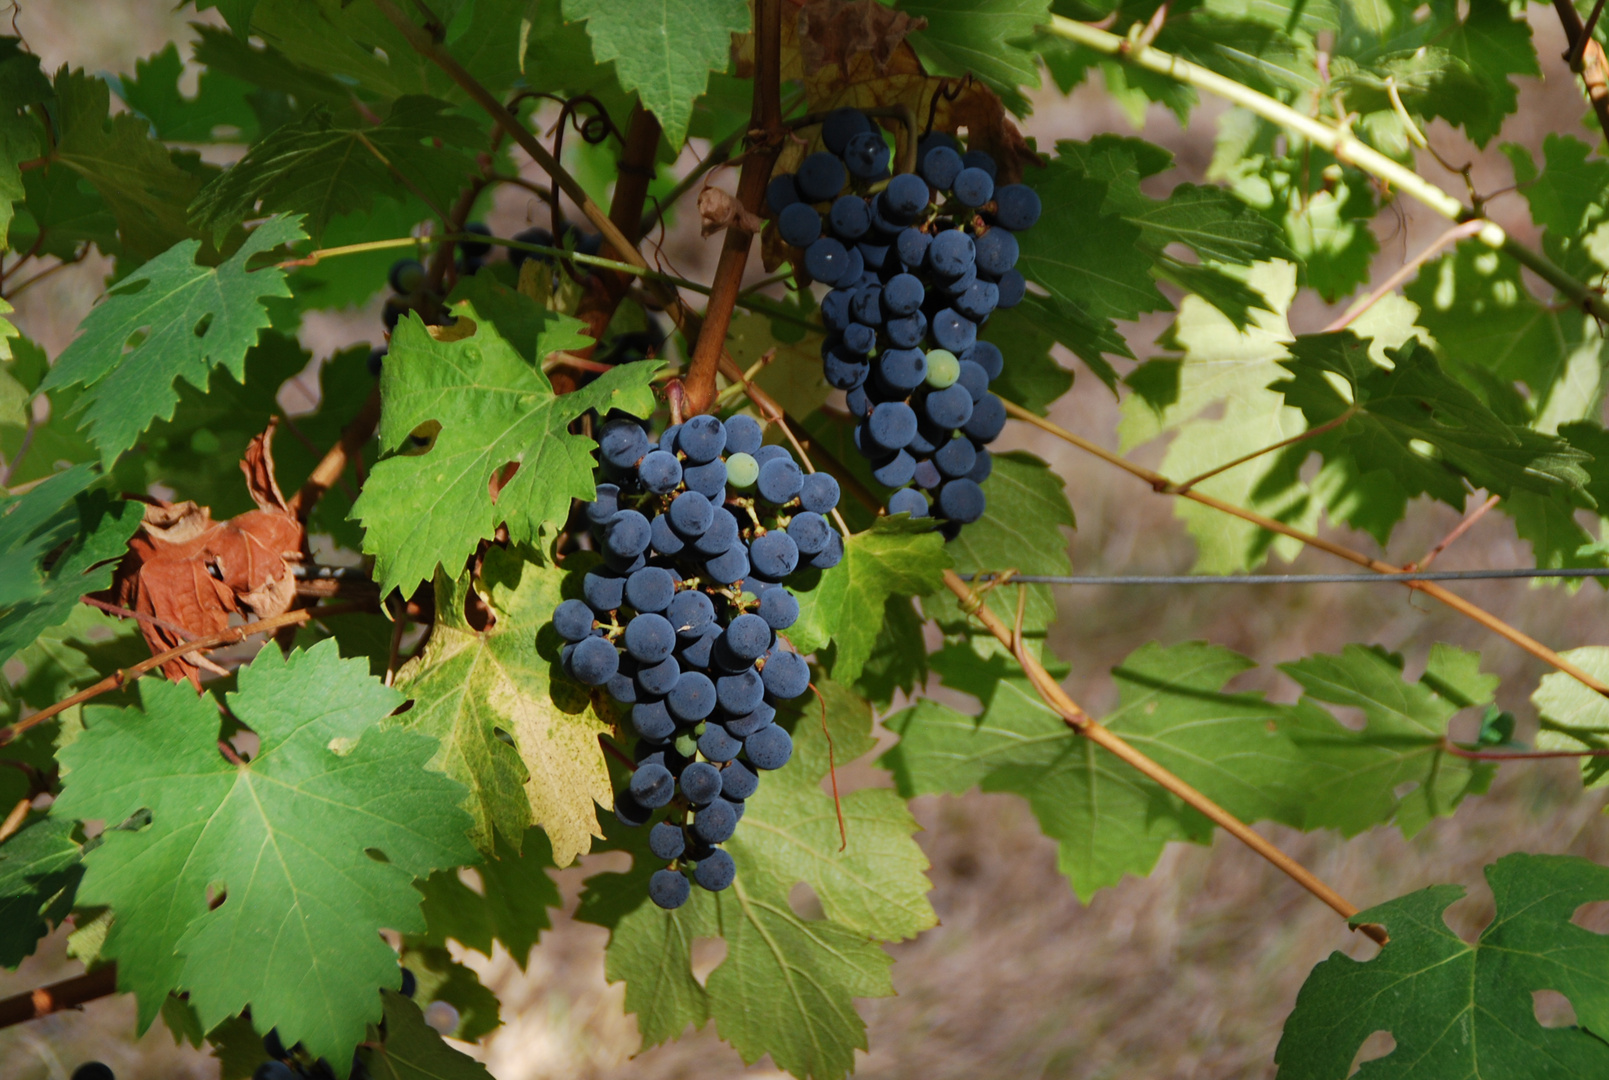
[1167,408,1356,495]
[289,387,381,522]
[945,568,1389,945]
[1443,740,1609,760]
[599,735,637,772]
[1321,220,1486,334]
[0,797,30,844]
[1407,494,1501,572]
[683,0,784,415]
[1576,0,1609,67]
[1554,0,1609,146]
[79,596,198,642]
[0,965,119,1030]
[807,682,847,851]
[0,605,365,748]
[1001,398,1609,699]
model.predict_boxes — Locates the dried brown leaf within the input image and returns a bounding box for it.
[699,185,764,238]
[97,425,306,687]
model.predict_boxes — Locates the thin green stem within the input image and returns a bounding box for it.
[1042,15,1609,322]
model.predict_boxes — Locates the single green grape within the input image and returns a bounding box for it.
[674,731,699,758]
[726,451,760,488]
[924,348,960,388]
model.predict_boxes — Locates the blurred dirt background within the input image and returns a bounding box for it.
[5,2,1609,1079]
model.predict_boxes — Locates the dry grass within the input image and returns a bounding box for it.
[6,5,1609,1079]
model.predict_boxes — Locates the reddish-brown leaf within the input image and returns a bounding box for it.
[97,424,306,687]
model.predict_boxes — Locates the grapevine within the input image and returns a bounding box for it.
[6,0,1609,1078]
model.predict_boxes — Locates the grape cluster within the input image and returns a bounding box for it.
[768,110,1042,531]
[554,414,839,908]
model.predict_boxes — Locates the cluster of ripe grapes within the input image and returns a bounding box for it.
[553,414,837,909]
[768,110,1041,530]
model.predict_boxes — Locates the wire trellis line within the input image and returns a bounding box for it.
[958,568,1609,586]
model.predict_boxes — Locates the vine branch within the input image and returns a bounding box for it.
[999,398,1609,699]
[684,0,785,415]
[0,965,119,1029]
[0,604,368,748]
[1044,15,1609,323]
[1554,0,1609,145]
[944,569,1389,945]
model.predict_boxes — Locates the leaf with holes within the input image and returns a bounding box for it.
[353,303,658,597]
[51,642,476,1068]
[1276,854,1609,1078]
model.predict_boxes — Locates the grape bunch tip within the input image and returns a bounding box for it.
[556,413,837,909]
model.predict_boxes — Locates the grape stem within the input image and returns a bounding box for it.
[0,964,119,1030]
[683,0,786,415]
[0,604,371,749]
[999,396,1609,699]
[806,682,849,851]
[1404,494,1501,572]
[1042,14,1609,324]
[368,0,726,372]
[950,569,1391,945]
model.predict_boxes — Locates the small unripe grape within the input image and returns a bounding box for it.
[925,349,961,389]
[726,451,760,489]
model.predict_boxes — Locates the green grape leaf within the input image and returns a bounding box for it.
[38,214,302,466]
[1334,0,1537,147]
[413,826,561,968]
[1270,332,1591,540]
[360,991,494,1080]
[1019,151,1165,321]
[1132,181,1292,266]
[1154,257,1274,330]
[899,0,1049,95]
[1406,240,1601,399]
[189,98,478,245]
[396,547,615,866]
[0,816,83,968]
[984,291,1118,402]
[0,40,51,247]
[1208,110,1379,300]
[920,451,1074,660]
[14,162,120,263]
[790,516,950,686]
[353,303,657,597]
[113,43,260,144]
[52,642,476,1066]
[884,641,1313,900]
[1275,854,1609,1078]
[1279,643,1497,836]
[0,477,141,668]
[1118,261,1319,572]
[106,331,310,515]
[1533,646,1609,787]
[850,594,930,709]
[1502,134,1609,239]
[51,68,205,266]
[578,680,928,1080]
[562,0,750,148]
